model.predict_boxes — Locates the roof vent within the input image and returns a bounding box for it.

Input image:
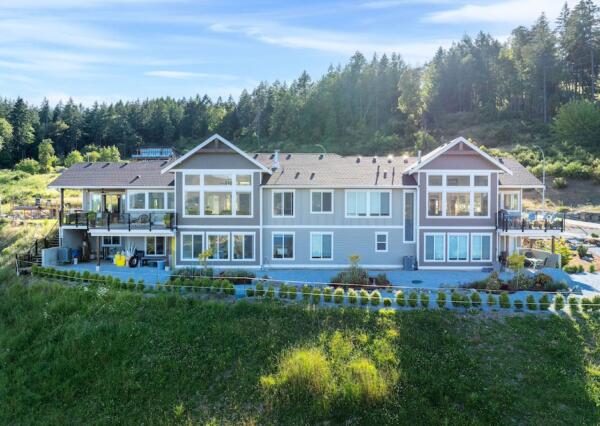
[383,170,388,179]
[120,163,127,168]
[269,153,275,160]
[372,157,377,164]
[294,171,300,179]
[356,157,361,163]
[84,163,93,168]
[387,155,393,163]
[253,153,259,159]
[130,175,141,183]
[102,163,110,168]
[286,154,291,160]
[403,158,408,164]
[160,160,168,167]
[318,154,324,160]
[310,172,315,180]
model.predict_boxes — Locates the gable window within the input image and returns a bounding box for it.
[233,233,254,260]
[502,192,520,211]
[311,191,333,214]
[424,234,445,262]
[474,175,488,186]
[102,236,121,247]
[448,234,468,261]
[471,234,492,261]
[207,233,229,260]
[428,175,443,186]
[273,191,294,217]
[346,191,390,217]
[182,233,203,261]
[146,236,165,256]
[446,175,470,186]
[273,233,294,259]
[311,232,333,260]
[183,172,253,217]
[375,232,388,252]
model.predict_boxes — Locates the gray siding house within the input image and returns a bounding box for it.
[49,134,559,270]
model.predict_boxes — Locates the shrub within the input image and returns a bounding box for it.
[591,295,600,311]
[266,285,275,299]
[370,290,381,306]
[219,269,256,284]
[330,264,369,286]
[323,287,333,303]
[533,273,552,290]
[577,245,588,258]
[256,282,265,297]
[223,281,235,296]
[105,275,113,286]
[137,280,145,291]
[395,290,405,307]
[591,232,599,238]
[246,287,255,297]
[554,294,565,311]
[288,285,297,300]
[127,277,136,291]
[278,283,288,299]
[374,273,390,287]
[437,291,446,308]
[311,287,321,304]
[577,265,585,273]
[348,289,357,304]
[451,291,461,308]
[552,176,567,189]
[568,296,579,313]
[302,284,312,302]
[539,294,550,310]
[544,279,569,292]
[526,294,536,310]
[383,298,391,307]
[581,297,592,312]
[172,267,213,280]
[420,292,430,308]
[15,158,40,174]
[406,291,417,308]
[499,292,510,309]
[486,271,502,291]
[113,278,121,289]
[563,265,578,274]
[470,292,482,308]
[359,289,369,305]
[333,288,344,304]
[590,264,596,273]
[514,299,524,310]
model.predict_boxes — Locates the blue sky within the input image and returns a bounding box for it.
[0,0,574,106]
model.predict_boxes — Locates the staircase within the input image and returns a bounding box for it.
[15,222,60,274]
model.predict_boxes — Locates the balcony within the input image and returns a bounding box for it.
[61,211,177,232]
[496,210,564,234]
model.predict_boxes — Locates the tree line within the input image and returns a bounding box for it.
[0,0,599,170]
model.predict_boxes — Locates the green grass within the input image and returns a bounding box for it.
[0,273,599,424]
[0,219,56,267]
[0,169,79,207]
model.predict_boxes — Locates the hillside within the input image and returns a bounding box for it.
[0,274,598,424]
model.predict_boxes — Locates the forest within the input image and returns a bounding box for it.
[1,0,600,178]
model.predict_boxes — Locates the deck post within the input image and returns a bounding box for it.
[551,236,555,254]
[59,188,64,226]
[96,236,100,271]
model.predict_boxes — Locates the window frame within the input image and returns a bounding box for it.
[272,190,295,218]
[471,233,493,262]
[272,232,295,260]
[501,190,521,212]
[206,232,230,261]
[423,233,445,262]
[127,190,175,212]
[375,232,388,253]
[310,232,334,261]
[145,236,166,256]
[101,235,121,247]
[425,172,491,219]
[344,190,392,218]
[403,190,416,243]
[447,233,469,262]
[232,232,255,261]
[180,232,204,261]
[310,190,334,214]
[182,171,253,218]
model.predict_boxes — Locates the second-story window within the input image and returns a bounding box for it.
[273,191,294,217]
[345,191,390,217]
[311,191,333,214]
[426,173,490,218]
[502,192,520,211]
[183,172,253,217]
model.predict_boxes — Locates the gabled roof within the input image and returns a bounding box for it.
[160,134,272,174]
[48,160,175,189]
[498,157,543,188]
[405,136,513,175]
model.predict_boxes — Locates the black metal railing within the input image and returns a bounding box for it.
[496,210,565,232]
[61,211,177,231]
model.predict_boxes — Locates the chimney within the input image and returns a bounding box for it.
[417,150,422,163]
[272,150,280,170]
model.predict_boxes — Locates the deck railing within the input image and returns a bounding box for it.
[496,210,565,232]
[61,211,177,231]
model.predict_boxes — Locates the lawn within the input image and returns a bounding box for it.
[0,271,599,424]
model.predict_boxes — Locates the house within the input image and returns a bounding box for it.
[48,135,563,271]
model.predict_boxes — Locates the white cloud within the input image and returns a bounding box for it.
[360,0,459,9]
[425,0,568,24]
[145,70,239,80]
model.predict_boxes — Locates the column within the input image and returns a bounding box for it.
[59,188,64,226]
[96,236,100,270]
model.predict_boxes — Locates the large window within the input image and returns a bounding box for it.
[273,233,294,259]
[375,232,388,252]
[471,234,492,261]
[404,191,415,242]
[129,192,145,210]
[346,191,390,217]
[428,192,442,216]
[89,192,102,212]
[502,192,520,211]
[148,192,164,209]
[182,233,203,260]
[426,173,490,218]
[273,191,294,217]
[424,234,445,262]
[233,233,254,260]
[146,236,165,256]
[183,172,252,217]
[207,233,229,260]
[311,191,333,214]
[310,232,333,260]
[474,192,488,216]
[446,193,470,216]
[128,191,174,211]
[448,234,468,261]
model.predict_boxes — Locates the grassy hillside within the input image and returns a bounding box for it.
[0,219,55,267]
[0,273,598,424]
[0,170,80,208]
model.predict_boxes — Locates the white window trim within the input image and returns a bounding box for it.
[310,189,334,215]
[101,235,121,247]
[180,232,204,261]
[272,190,295,218]
[310,232,334,261]
[182,171,254,218]
[447,233,469,262]
[206,232,230,261]
[403,191,416,243]
[272,231,295,261]
[232,232,256,262]
[344,190,392,218]
[375,232,388,253]
[127,190,175,212]
[470,233,493,262]
[425,172,491,219]
[423,232,445,263]
[145,236,166,256]
[500,190,521,213]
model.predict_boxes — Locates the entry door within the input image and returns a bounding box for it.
[105,194,121,214]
